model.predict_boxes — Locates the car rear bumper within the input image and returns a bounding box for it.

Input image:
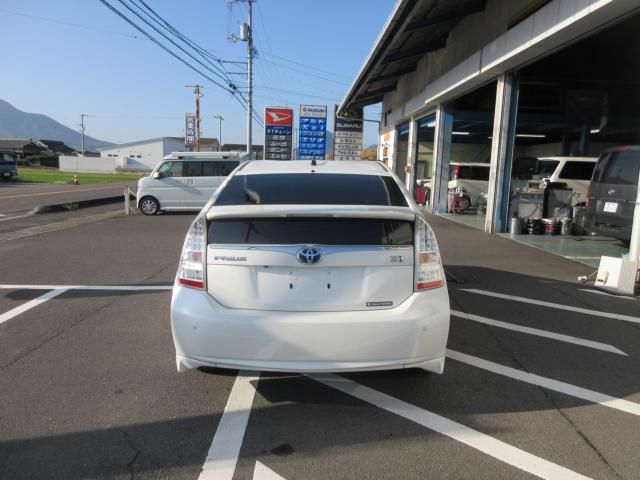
[582,214,632,241]
[170,283,450,374]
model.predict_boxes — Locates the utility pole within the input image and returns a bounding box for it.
[244,1,254,158]
[80,114,87,156]
[228,0,255,158]
[214,115,224,151]
[185,85,203,151]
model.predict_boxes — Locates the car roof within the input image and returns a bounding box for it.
[450,162,490,167]
[538,156,597,162]
[238,160,389,175]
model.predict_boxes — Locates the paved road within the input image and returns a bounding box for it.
[0,211,638,479]
[0,181,136,215]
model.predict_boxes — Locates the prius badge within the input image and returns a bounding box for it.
[296,246,323,265]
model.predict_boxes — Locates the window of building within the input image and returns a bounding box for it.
[395,122,410,179]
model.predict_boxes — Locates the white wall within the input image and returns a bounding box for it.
[99,138,184,171]
[59,155,116,173]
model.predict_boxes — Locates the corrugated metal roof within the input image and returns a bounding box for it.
[339,0,487,114]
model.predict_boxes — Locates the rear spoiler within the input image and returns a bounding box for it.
[205,204,416,221]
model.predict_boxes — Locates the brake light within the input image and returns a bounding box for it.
[453,165,460,180]
[585,184,592,209]
[415,216,444,291]
[177,215,207,289]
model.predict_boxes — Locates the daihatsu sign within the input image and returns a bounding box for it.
[264,107,293,160]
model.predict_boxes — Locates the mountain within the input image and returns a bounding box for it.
[0,99,113,151]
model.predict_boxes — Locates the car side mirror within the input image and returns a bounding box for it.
[153,171,161,179]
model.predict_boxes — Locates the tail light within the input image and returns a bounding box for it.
[453,165,460,180]
[177,215,207,289]
[415,216,444,291]
[585,184,592,209]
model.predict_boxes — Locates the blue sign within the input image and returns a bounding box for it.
[298,105,327,160]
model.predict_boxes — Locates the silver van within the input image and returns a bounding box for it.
[584,146,640,243]
[136,152,246,215]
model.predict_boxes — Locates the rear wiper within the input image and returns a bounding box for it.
[243,177,261,204]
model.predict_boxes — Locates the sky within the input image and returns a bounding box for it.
[0,0,396,148]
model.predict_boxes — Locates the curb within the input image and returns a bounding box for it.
[32,195,125,214]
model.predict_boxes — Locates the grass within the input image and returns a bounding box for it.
[12,167,142,185]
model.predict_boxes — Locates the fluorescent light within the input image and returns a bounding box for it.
[590,128,600,134]
[452,131,470,136]
[516,133,546,138]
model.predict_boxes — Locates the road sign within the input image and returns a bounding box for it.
[185,113,196,151]
[298,105,327,161]
[264,107,293,160]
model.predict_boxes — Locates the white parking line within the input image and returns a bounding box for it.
[451,310,627,356]
[253,461,286,480]
[199,372,260,480]
[461,289,640,324]
[447,349,640,416]
[309,373,590,480]
[0,284,172,290]
[0,288,68,326]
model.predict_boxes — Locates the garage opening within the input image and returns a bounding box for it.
[503,12,640,266]
[436,81,496,230]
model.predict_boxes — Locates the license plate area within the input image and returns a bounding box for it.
[258,267,338,293]
[603,202,618,213]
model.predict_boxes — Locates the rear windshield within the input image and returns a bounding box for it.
[599,151,640,185]
[208,218,414,245]
[214,173,407,206]
[559,161,595,180]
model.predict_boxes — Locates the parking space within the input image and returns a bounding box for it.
[0,211,638,480]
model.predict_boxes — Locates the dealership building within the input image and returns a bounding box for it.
[340,0,640,236]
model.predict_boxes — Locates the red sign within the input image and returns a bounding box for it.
[265,107,293,126]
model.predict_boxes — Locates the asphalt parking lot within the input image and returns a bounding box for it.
[0,208,639,480]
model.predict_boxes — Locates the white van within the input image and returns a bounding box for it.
[533,156,597,205]
[137,151,246,215]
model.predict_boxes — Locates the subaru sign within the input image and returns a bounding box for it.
[298,105,327,161]
[333,106,363,161]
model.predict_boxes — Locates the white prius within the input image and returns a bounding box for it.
[171,160,450,374]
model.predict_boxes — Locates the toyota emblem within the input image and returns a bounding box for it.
[296,246,323,265]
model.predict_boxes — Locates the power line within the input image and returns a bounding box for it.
[252,85,341,102]
[0,7,144,39]
[114,0,232,87]
[96,0,263,127]
[259,58,351,86]
[97,0,233,93]
[265,52,354,81]
[127,0,263,126]
[254,3,289,105]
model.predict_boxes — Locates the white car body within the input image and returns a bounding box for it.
[136,151,246,214]
[535,156,597,205]
[171,160,450,374]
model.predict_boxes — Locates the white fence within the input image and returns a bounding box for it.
[59,156,117,173]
